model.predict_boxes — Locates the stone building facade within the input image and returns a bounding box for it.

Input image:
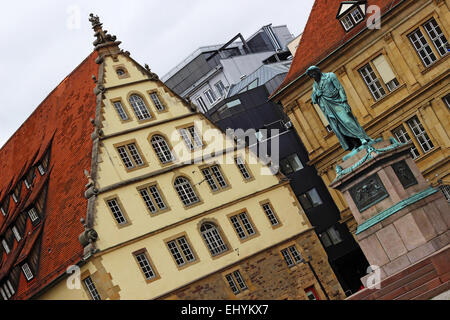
[271,0,450,234]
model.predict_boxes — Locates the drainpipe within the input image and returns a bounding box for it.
[304,256,330,300]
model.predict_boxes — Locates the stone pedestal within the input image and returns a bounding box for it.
[330,139,450,280]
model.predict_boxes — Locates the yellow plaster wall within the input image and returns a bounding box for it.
[95,184,308,300]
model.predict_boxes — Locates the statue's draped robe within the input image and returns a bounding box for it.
[311,72,370,151]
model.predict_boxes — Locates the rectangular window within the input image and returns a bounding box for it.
[28,208,40,223]
[117,143,145,170]
[359,64,386,100]
[280,154,304,175]
[215,81,227,97]
[135,252,157,280]
[106,199,127,225]
[113,101,129,121]
[226,99,241,109]
[235,157,252,180]
[139,185,167,214]
[24,179,31,190]
[38,164,46,176]
[12,193,18,203]
[2,240,10,254]
[167,237,196,267]
[262,203,279,226]
[230,212,256,240]
[22,263,34,281]
[83,276,101,300]
[298,189,323,211]
[12,226,21,242]
[443,95,450,109]
[196,97,207,113]
[150,92,166,111]
[204,89,218,105]
[281,245,303,267]
[341,15,354,31]
[350,8,364,24]
[440,185,450,203]
[392,125,420,159]
[202,165,227,192]
[225,270,248,295]
[406,116,434,153]
[179,126,203,150]
[423,18,448,57]
[320,226,343,248]
[305,286,320,300]
[409,29,438,67]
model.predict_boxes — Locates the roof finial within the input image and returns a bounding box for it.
[89,13,121,51]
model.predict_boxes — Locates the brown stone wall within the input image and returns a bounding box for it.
[161,229,345,300]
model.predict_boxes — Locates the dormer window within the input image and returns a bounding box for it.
[38,164,46,176]
[337,1,367,32]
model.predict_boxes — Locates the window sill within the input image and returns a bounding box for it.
[414,146,441,163]
[420,54,449,75]
[369,83,406,109]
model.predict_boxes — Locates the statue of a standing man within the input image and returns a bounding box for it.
[307,66,372,151]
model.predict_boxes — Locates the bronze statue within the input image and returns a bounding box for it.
[307,66,372,151]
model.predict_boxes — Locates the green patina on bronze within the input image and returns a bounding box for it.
[307,66,372,152]
[356,187,439,235]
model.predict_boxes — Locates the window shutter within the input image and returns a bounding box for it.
[372,55,396,84]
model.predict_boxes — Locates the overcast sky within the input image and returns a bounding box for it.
[0,0,315,148]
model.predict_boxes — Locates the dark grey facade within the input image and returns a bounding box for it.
[206,71,370,296]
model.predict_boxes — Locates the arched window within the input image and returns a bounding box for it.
[151,135,175,164]
[129,95,152,121]
[174,177,199,207]
[200,223,228,256]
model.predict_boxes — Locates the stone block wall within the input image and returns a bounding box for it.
[160,229,345,300]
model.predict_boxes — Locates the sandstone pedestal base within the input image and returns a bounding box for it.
[330,140,450,280]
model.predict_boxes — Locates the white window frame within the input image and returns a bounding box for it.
[204,88,218,105]
[235,157,252,180]
[151,135,175,164]
[409,29,438,67]
[28,207,40,223]
[392,125,420,159]
[406,116,434,154]
[359,63,386,101]
[179,126,203,151]
[167,236,196,267]
[2,240,10,254]
[196,96,207,113]
[106,199,127,225]
[12,226,22,242]
[201,223,228,256]
[174,177,200,207]
[139,185,167,214]
[129,95,152,121]
[83,276,101,300]
[113,101,129,121]
[423,18,448,57]
[262,203,279,226]
[135,253,157,280]
[22,263,34,281]
[150,92,166,112]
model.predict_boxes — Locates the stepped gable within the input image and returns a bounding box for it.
[270,0,404,99]
[0,51,99,299]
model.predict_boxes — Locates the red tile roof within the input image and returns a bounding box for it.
[0,51,98,299]
[271,0,404,99]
